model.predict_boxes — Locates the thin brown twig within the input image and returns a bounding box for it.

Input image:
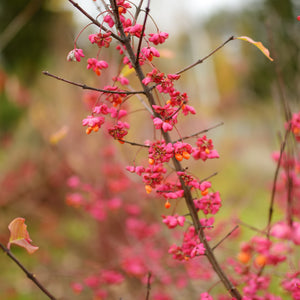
[80,2,242,298]
[145,271,152,300]
[134,0,145,20]
[42,71,144,95]
[237,220,267,235]
[118,139,149,147]
[266,126,290,238]
[200,172,218,183]
[212,225,239,251]
[176,36,234,75]
[175,122,224,142]
[68,0,123,43]
[0,243,57,300]
[135,0,150,66]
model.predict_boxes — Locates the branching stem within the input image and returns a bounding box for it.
[42,71,144,95]
[0,243,57,300]
[176,36,234,75]
[68,0,123,43]
[109,1,241,297]
[267,125,291,238]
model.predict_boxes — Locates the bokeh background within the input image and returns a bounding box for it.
[0,0,299,299]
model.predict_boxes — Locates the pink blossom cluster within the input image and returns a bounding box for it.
[168,226,206,260]
[148,140,174,164]
[64,0,300,299]
[226,111,300,300]
[82,100,128,135]
[162,214,185,229]
[194,191,222,215]
[193,135,220,161]
[66,148,215,299]
[89,32,112,48]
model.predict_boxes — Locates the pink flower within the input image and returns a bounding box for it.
[100,270,124,284]
[82,115,105,134]
[173,141,193,161]
[108,121,130,141]
[107,197,122,210]
[292,222,300,245]
[148,140,174,164]
[113,75,129,85]
[125,204,141,216]
[141,46,160,61]
[101,85,126,106]
[200,217,214,229]
[152,104,178,132]
[126,165,145,175]
[167,73,180,81]
[67,48,85,62]
[88,200,107,221]
[153,117,173,132]
[122,257,146,276]
[93,104,110,115]
[109,107,127,119]
[162,214,185,229]
[190,243,206,258]
[87,58,108,76]
[67,176,80,188]
[124,24,144,38]
[177,171,200,189]
[142,68,165,85]
[71,282,83,294]
[194,192,222,215]
[142,163,167,189]
[182,104,196,116]
[116,0,131,14]
[192,135,219,161]
[168,91,189,106]
[66,193,83,208]
[84,275,100,288]
[103,14,114,27]
[89,32,112,48]
[162,189,184,199]
[270,222,291,239]
[199,292,213,300]
[282,272,300,299]
[149,31,169,45]
[287,112,300,141]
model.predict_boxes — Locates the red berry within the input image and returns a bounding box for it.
[164,201,171,209]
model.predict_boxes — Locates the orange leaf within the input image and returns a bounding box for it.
[236,36,274,61]
[7,218,39,254]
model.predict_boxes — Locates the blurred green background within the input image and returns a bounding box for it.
[0,0,299,299]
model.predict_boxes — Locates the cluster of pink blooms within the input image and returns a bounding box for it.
[223,111,300,300]
[89,32,112,48]
[194,191,222,215]
[65,0,222,296]
[65,0,300,298]
[168,226,206,260]
[66,147,217,299]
